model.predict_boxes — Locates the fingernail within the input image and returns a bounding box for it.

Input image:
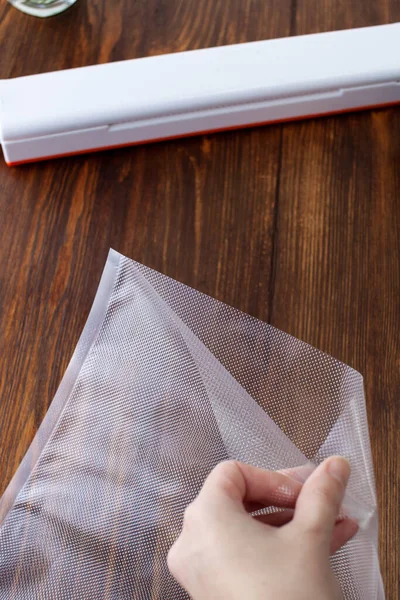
[285,464,315,484]
[327,457,351,486]
[279,477,300,493]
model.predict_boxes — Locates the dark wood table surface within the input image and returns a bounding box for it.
[0,0,399,596]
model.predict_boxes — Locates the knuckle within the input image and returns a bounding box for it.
[211,460,242,496]
[167,541,181,576]
[212,460,243,488]
[183,501,201,528]
[313,474,343,509]
[213,460,239,478]
[303,518,327,540]
[312,482,335,504]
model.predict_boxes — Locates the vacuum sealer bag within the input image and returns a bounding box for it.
[0,250,384,599]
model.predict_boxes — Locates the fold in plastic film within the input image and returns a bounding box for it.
[0,250,384,599]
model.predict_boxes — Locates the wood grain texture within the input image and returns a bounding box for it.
[0,0,399,597]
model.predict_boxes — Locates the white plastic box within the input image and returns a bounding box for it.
[0,23,399,166]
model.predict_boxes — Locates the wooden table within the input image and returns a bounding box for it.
[0,1,399,596]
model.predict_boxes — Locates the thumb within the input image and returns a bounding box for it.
[292,456,351,552]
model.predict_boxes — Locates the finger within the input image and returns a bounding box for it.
[244,466,310,512]
[330,518,359,555]
[244,501,273,513]
[280,464,315,484]
[244,498,297,512]
[253,509,294,527]
[198,461,302,513]
[244,465,312,512]
[251,510,357,543]
[292,456,351,551]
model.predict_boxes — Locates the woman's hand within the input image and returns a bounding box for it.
[168,456,358,600]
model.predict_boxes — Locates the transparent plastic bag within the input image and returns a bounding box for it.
[0,250,384,599]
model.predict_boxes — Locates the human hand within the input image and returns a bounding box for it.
[168,457,358,600]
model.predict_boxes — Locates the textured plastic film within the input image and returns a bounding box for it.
[0,250,384,599]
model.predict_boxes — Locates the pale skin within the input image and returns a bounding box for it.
[168,456,358,600]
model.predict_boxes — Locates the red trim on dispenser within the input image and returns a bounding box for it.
[6,100,400,166]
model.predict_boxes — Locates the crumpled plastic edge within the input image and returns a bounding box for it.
[0,249,121,526]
